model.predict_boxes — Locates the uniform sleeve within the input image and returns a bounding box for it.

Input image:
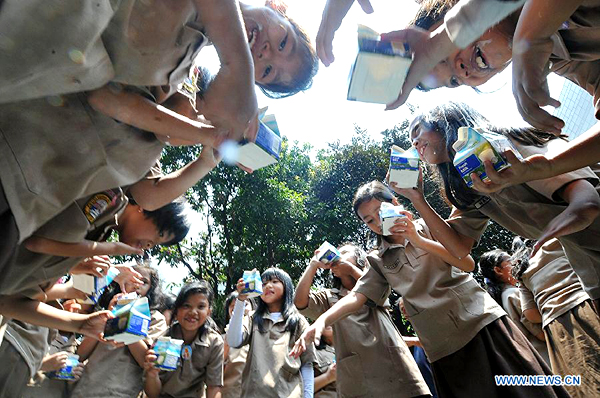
[446,205,490,244]
[353,255,391,307]
[298,317,317,367]
[299,290,331,321]
[551,57,600,119]
[225,299,246,348]
[519,284,538,312]
[147,311,168,342]
[503,288,543,337]
[444,0,525,49]
[204,333,225,387]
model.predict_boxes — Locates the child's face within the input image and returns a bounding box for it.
[228,298,251,317]
[357,198,385,235]
[176,293,211,332]
[260,277,285,307]
[419,26,512,90]
[120,205,175,250]
[495,259,517,286]
[125,268,151,297]
[409,121,450,164]
[242,6,303,88]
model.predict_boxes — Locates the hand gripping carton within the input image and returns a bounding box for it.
[154,337,184,371]
[237,113,282,171]
[72,266,120,304]
[104,296,151,345]
[347,25,412,104]
[241,270,263,298]
[379,202,406,236]
[316,241,341,264]
[389,145,420,189]
[48,354,80,380]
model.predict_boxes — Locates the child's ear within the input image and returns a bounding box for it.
[493,266,503,277]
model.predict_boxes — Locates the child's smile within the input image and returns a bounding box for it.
[177,293,211,333]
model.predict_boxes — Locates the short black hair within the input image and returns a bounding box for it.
[143,197,192,246]
[173,280,218,333]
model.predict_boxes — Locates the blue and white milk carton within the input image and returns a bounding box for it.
[237,114,282,171]
[154,337,184,371]
[379,202,406,236]
[389,145,420,189]
[241,270,263,298]
[317,241,341,264]
[72,266,120,304]
[104,296,151,345]
[452,127,522,187]
[347,25,412,104]
[48,354,79,380]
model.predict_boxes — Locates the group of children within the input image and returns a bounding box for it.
[2,0,600,396]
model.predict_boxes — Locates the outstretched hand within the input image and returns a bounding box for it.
[533,207,597,255]
[317,0,374,66]
[290,319,325,359]
[78,311,114,341]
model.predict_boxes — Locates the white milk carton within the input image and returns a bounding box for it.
[241,270,263,298]
[316,241,341,264]
[389,145,420,189]
[237,115,282,171]
[154,337,184,371]
[347,25,412,104]
[72,266,120,304]
[104,296,151,345]
[379,202,406,236]
[452,127,522,187]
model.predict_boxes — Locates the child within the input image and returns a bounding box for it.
[479,248,550,364]
[227,268,316,398]
[292,181,567,397]
[401,102,600,312]
[511,238,600,398]
[222,291,253,398]
[70,264,167,398]
[313,326,337,398]
[294,243,430,397]
[143,280,224,398]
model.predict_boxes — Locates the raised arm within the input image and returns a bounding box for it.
[23,236,142,257]
[295,254,329,310]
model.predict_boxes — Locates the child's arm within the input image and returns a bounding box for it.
[86,86,222,147]
[143,349,162,398]
[300,362,314,398]
[225,296,246,348]
[511,0,584,133]
[294,255,329,310]
[314,363,336,392]
[205,386,222,398]
[390,216,476,272]
[128,145,221,211]
[0,295,112,340]
[43,280,88,302]
[128,340,153,368]
[23,237,143,257]
[290,292,367,358]
[77,337,100,361]
[533,179,600,254]
[40,351,69,372]
[523,308,543,324]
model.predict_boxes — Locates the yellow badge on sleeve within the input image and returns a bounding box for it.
[83,193,115,223]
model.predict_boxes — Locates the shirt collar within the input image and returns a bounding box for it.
[172,322,211,347]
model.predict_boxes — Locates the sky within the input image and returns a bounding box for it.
[158,0,567,289]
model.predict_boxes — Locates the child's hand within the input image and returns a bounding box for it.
[71,362,85,381]
[309,250,331,270]
[325,362,337,382]
[70,256,112,278]
[511,37,564,134]
[108,293,126,311]
[236,278,249,301]
[198,145,222,169]
[40,351,69,372]
[389,213,422,245]
[144,349,160,378]
[78,310,114,341]
[386,168,425,203]
[316,0,374,66]
[113,265,144,294]
[329,260,354,278]
[236,163,254,174]
[290,318,325,359]
[533,207,598,255]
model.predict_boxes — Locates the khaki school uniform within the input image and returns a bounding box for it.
[236,311,316,398]
[300,287,430,397]
[0,0,207,103]
[518,239,600,397]
[158,323,224,398]
[70,311,167,398]
[314,345,337,398]
[500,285,551,365]
[447,137,600,300]
[221,335,249,398]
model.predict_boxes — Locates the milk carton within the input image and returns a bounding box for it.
[389,145,420,188]
[104,296,151,345]
[154,337,184,371]
[237,116,282,171]
[72,266,120,304]
[347,25,412,104]
[379,202,406,236]
[452,127,522,187]
[316,241,341,264]
[48,354,79,380]
[241,270,263,298]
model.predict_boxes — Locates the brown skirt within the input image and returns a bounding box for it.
[0,340,30,398]
[431,316,569,398]
[545,300,600,398]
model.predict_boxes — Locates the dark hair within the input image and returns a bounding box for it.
[409,0,459,31]
[258,2,319,98]
[224,291,256,324]
[478,249,510,304]
[352,181,395,219]
[173,280,219,333]
[510,237,534,282]
[96,265,162,311]
[254,267,302,335]
[331,242,368,290]
[143,197,192,245]
[413,102,561,209]
[159,293,177,313]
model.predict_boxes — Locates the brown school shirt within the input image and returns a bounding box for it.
[236,311,317,398]
[70,311,167,398]
[354,220,506,363]
[0,0,208,103]
[3,319,55,379]
[314,345,337,398]
[158,323,224,398]
[300,287,430,397]
[446,138,600,300]
[221,335,249,398]
[518,239,590,329]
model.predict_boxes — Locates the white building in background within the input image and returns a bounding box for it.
[552,78,597,140]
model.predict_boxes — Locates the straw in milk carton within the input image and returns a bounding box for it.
[379,202,406,236]
[154,337,184,371]
[389,145,420,189]
[241,270,263,298]
[316,241,341,264]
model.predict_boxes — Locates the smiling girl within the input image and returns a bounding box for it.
[144,281,224,398]
[227,268,316,398]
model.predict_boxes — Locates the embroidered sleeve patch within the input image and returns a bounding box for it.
[84,193,116,223]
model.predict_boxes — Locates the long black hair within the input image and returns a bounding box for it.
[478,249,510,304]
[352,180,396,246]
[510,237,535,282]
[413,102,560,209]
[173,280,219,335]
[254,268,301,335]
[97,264,163,311]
